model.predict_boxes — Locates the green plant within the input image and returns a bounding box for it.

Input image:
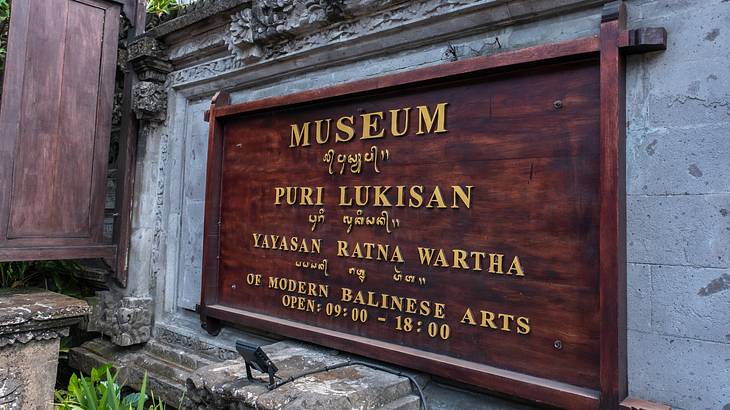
[0,261,31,288]
[0,0,9,79]
[55,365,166,410]
[0,260,86,296]
[0,0,9,21]
[146,0,179,17]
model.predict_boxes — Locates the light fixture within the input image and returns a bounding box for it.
[235,340,278,389]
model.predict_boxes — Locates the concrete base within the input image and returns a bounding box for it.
[0,289,90,410]
[0,338,59,410]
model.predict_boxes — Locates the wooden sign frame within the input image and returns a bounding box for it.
[200,3,665,408]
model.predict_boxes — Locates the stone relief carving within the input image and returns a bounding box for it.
[226,0,345,63]
[132,82,168,121]
[226,8,263,63]
[128,37,171,120]
[97,295,153,346]
[0,367,21,410]
[177,0,479,85]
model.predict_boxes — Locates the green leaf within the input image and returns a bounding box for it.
[79,375,99,410]
[136,372,148,410]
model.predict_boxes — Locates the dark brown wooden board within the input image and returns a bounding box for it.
[201,5,639,407]
[0,0,120,261]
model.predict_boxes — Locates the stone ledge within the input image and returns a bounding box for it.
[185,340,422,410]
[0,288,90,347]
[145,0,249,40]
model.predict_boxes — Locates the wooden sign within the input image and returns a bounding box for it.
[200,4,667,408]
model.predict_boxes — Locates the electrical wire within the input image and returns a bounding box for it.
[268,359,428,410]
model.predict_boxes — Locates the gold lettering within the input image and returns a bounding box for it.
[314,119,332,144]
[354,186,369,206]
[409,186,423,208]
[433,303,446,319]
[488,253,504,274]
[434,249,449,267]
[389,107,410,137]
[274,187,285,205]
[452,185,473,209]
[480,310,497,329]
[416,103,448,135]
[498,313,514,331]
[461,308,477,325]
[373,186,392,207]
[508,256,525,276]
[290,122,311,147]
[417,247,436,265]
[426,186,447,209]
[339,186,353,206]
[471,251,485,271]
[516,317,531,334]
[300,187,314,205]
[337,240,349,257]
[395,186,406,207]
[452,249,468,269]
[335,116,355,142]
[361,111,385,139]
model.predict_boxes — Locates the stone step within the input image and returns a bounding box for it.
[380,394,421,410]
[70,338,195,408]
[187,340,420,410]
[143,338,216,371]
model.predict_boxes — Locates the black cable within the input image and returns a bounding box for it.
[268,359,428,410]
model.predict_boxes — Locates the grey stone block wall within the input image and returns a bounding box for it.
[625,1,730,409]
[121,0,730,409]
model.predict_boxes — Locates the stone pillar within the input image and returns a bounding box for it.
[0,289,90,410]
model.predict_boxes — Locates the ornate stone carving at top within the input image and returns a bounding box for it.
[128,37,173,83]
[127,36,171,121]
[227,8,263,63]
[226,0,345,63]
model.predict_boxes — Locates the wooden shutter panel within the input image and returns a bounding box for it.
[0,0,121,262]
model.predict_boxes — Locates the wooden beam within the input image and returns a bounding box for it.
[598,1,628,408]
[619,28,667,54]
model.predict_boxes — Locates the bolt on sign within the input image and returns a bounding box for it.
[199,3,666,408]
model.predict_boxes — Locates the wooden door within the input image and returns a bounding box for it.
[0,0,121,262]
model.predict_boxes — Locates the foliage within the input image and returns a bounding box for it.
[55,365,166,410]
[146,0,180,17]
[0,0,8,21]
[0,0,9,81]
[0,260,88,297]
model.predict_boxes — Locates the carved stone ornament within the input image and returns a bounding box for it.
[97,294,152,346]
[128,36,172,83]
[226,0,345,62]
[132,81,167,121]
[226,8,263,63]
